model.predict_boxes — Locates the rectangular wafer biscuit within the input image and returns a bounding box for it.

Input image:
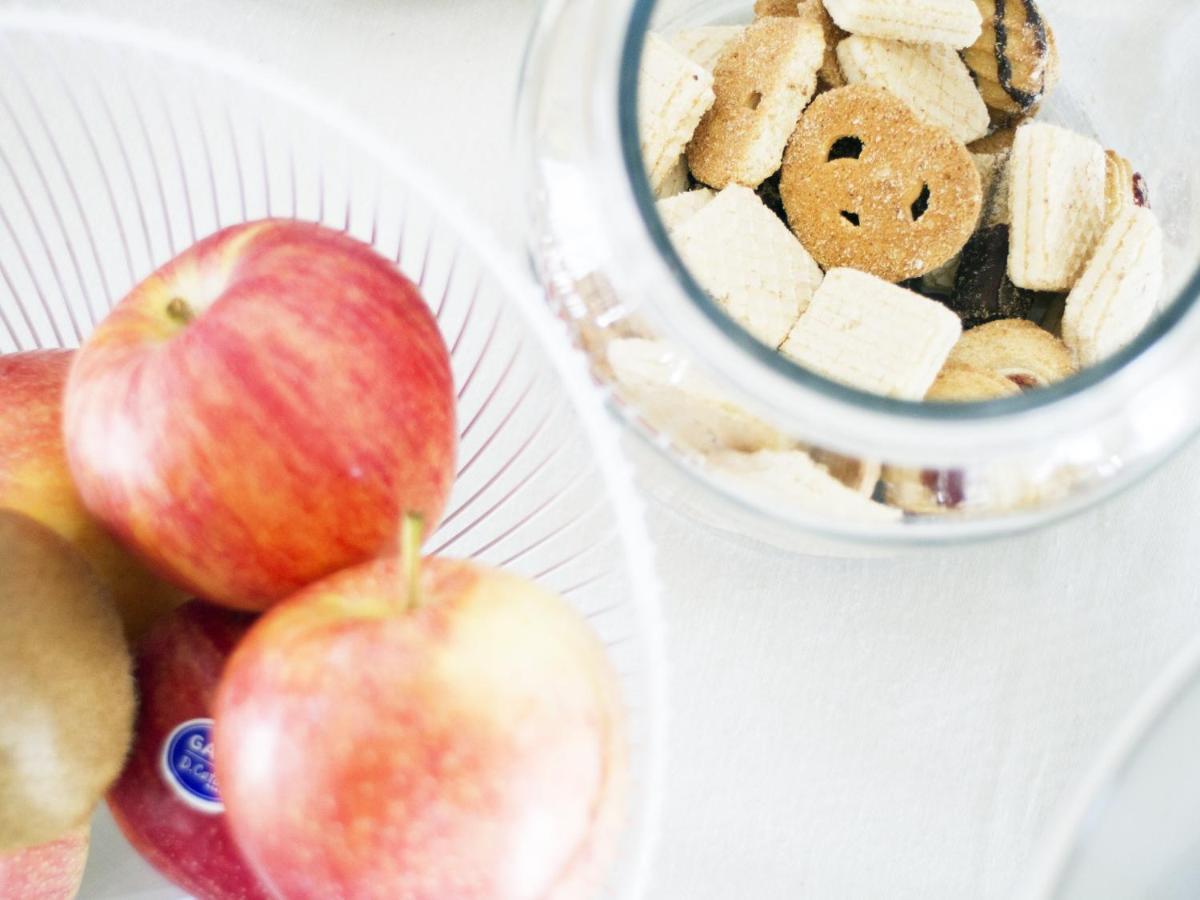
[707,449,902,523]
[824,0,982,48]
[669,26,747,71]
[837,35,989,144]
[640,33,716,197]
[1062,206,1164,367]
[1008,122,1107,292]
[687,17,825,189]
[780,268,962,399]
[656,188,717,232]
[608,338,784,452]
[671,185,824,349]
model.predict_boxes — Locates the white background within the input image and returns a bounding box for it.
[29,0,1200,896]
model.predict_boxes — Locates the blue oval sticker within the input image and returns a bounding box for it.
[159,718,224,814]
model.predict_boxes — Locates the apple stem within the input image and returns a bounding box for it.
[401,513,425,612]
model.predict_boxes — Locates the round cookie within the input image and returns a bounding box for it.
[780,84,983,283]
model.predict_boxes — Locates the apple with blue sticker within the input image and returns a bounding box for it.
[107,600,272,900]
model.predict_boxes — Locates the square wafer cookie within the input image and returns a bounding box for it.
[837,35,989,143]
[1008,122,1107,292]
[780,268,962,399]
[656,188,717,232]
[824,0,983,47]
[671,185,825,349]
[640,33,716,197]
[669,26,747,71]
[1062,206,1164,367]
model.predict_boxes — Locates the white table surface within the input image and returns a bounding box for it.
[32,1,1200,897]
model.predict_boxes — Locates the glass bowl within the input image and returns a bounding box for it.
[518,0,1200,553]
[0,11,665,899]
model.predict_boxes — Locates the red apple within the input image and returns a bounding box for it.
[0,825,89,900]
[107,600,271,900]
[214,525,628,900]
[64,219,457,611]
[0,350,185,640]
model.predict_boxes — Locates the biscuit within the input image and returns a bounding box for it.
[823,0,983,48]
[946,318,1076,387]
[798,0,848,88]
[808,448,883,496]
[671,185,824,348]
[926,363,1022,402]
[780,84,982,282]
[963,0,1059,116]
[687,17,826,190]
[1104,150,1151,226]
[1008,122,1107,291]
[639,33,716,197]
[836,35,990,144]
[608,338,785,452]
[974,150,1011,226]
[669,26,747,72]
[656,188,717,232]
[707,449,902,523]
[1062,206,1164,367]
[969,121,1021,154]
[947,224,1034,327]
[658,154,692,199]
[755,0,801,15]
[780,268,963,399]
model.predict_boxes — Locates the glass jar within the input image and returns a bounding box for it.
[517,0,1200,553]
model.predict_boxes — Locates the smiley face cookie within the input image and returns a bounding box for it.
[780,84,982,283]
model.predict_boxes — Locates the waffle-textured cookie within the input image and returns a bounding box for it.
[657,154,692,199]
[672,185,824,348]
[780,268,962,399]
[780,84,982,282]
[608,338,784,452]
[823,0,983,48]
[1062,206,1164,367]
[687,17,825,189]
[669,26,747,72]
[707,449,902,523]
[1008,122,1107,291]
[656,188,717,232]
[837,35,989,144]
[639,33,716,197]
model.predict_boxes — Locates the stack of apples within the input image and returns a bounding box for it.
[0,221,628,900]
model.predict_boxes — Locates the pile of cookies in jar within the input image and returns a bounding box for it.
[609,0,1162,521]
